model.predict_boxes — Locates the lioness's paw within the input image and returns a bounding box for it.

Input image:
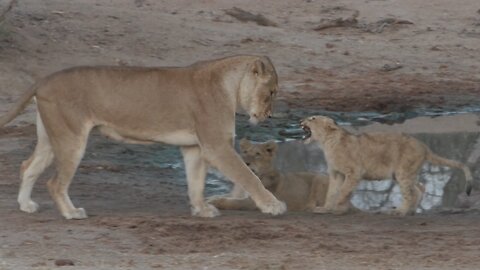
[19,200,39,213]
[64,208,88,220]
[258,199,286,216]
[191,203,220,218]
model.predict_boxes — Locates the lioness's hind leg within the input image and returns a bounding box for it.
[181,146,219,217]
[18,113,54,213]
[47,130,90,220]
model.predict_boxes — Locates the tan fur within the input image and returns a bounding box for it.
[301,115,473,216]
[209,139,331,211]
[1,55,288,219]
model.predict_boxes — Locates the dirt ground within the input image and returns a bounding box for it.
[1,0,480,269]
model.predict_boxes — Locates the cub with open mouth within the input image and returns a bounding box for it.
[300,115,472,216]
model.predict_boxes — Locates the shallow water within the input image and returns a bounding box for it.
[219,112,480,212]
[87,111,480,212]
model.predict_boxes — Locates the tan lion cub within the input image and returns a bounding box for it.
[209,139,330,211]
[301,115,473,216]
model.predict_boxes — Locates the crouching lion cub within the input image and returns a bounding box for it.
[301,115,473,216]
[0,55,287,219]
[209,138,331,211]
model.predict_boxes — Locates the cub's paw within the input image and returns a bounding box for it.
[258,199,286,216]
[305,203,317,212]
[206,196,228,209]
[191,203,220,218]
[332,204,350,215]
[19,200,39,213]
[386,208,413,216]
[313,206,331,214]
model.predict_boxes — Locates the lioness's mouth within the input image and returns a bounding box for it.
[301,123,311,140]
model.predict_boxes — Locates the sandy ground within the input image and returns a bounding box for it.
[1,0,480,269]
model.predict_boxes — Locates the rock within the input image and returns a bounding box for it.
[54,259,75,266]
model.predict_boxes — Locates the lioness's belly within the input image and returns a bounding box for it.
[152,130,198,145]
[98,126,198,146]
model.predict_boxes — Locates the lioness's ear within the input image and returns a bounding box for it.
[252,59,265,76]
[264,141,277,154]
[239,138,252,150]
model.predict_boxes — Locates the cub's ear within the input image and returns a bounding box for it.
[252,59,266,76]
[264,140,277,154]
[325,121,340,132]
[239,138,252,150]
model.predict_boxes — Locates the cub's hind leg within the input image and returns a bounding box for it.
[18,113,54,213]
[391,173,418,216]
[413,183,425,212]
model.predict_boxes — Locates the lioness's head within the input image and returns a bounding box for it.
[238,56,278,125]
[239,138,278,188]
[300,115,340,144]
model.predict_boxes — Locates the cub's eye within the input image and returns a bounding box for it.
[256,152,260,156]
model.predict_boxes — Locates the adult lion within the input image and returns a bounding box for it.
[0,55,286,219]
[301,115,473,216]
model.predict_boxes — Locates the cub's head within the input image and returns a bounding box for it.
[238,56,278,125]
[239,138,278,188]
[300,115,341,144]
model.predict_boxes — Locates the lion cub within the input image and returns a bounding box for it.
[209,139,330,211]
[301,115,473,216]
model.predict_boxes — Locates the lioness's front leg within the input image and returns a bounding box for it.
[202,145,286,215]
[181,146,219,217]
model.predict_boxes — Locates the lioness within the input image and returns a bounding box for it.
[209,138,331,211]
[301,115,473,216]
[0,55,287,219]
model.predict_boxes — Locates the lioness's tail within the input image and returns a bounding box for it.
[426,149,473,196]
[0,87,36,127]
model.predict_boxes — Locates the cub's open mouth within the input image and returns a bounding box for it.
[301,124,311,140]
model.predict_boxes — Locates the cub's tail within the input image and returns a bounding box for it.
[0,86,36,127]
[426,149,473,196]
